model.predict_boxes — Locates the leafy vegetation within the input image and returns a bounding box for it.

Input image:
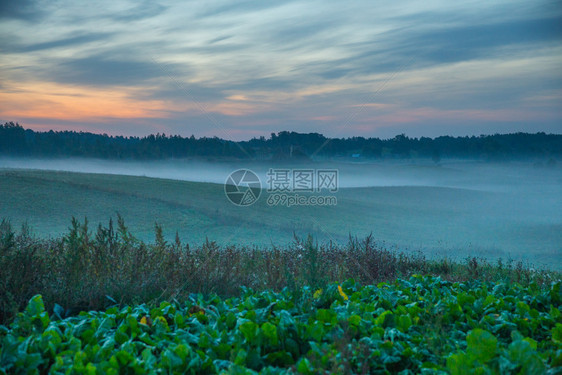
[1,216,558,326]
[1,276,561,373]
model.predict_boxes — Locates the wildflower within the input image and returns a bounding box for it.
[338,285,348,301]
[313,289,323,299]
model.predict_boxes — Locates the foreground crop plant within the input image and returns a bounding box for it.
[0,276,560,373]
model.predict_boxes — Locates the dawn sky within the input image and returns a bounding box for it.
[1,0,561,140]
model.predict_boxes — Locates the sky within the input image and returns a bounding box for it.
[1,0,561,140]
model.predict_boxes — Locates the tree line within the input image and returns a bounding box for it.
[1,122,560,161]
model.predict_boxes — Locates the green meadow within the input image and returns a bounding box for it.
[1,163,560,269]
[1,164,561,373]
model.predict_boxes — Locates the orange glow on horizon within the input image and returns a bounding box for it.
[0,81,274,122]
[0,82,174,121]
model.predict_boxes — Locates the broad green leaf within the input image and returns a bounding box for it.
[348,315,361,327]
[446,352,472,375]
[397,314,412,332]
[553,323,562,344]
[261,322,278,345]
[239,321,258,342]
[296,358,314,375]
[466,329,497,363]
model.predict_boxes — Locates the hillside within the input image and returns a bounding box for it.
[1,167,560,268]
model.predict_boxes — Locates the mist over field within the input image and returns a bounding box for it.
[1,157,560,269]
[2,156,561,190]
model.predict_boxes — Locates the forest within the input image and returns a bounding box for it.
[1,122,561,161]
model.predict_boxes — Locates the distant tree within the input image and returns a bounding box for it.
[1,122,561,161]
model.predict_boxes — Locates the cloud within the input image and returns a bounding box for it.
[1,33,114,53]
[0,0,561,139]
[196,1,288,18]
[405,16,562,64]
[109,1,168,22]
[0,0,44,21]
[0,81,170,122]
[317,14,562,78]
[42,54,184,86]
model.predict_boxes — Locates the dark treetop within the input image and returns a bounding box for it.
[1,122,560,161]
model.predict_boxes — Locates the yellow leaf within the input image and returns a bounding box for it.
[313,289,323,299]
[338,285,348,301]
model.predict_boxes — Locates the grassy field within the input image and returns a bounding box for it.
[1,166,561,373]
[1,216,560,373]
[0,166,560,268]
